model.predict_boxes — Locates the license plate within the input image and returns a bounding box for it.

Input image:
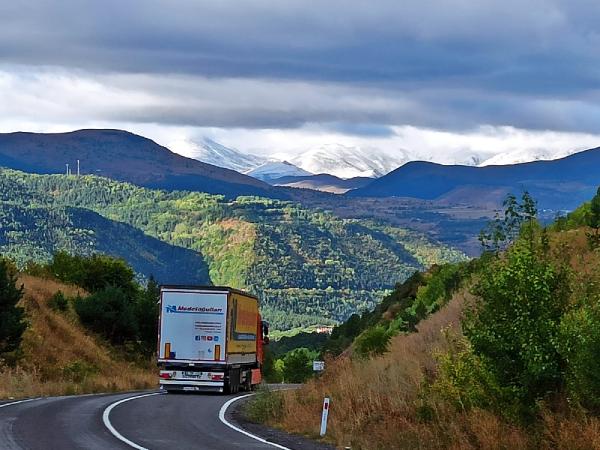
[183,386,198,391]
[183,371,202,378]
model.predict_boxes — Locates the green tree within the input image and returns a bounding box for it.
[0,259,27,359]
[135,276,160,355]
[354,326,391,358]
[74,286,139,345]
[465,243,570,420]
[282,348,315,383]
[478,192,538,254]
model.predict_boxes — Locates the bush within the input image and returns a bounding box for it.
[49,251,137,296]
[74,286,138,345]
[244,388,285,423]
[559,299,600,413]
[283,348,315,383]
[432,331,521,418]
[354,326,391,358]
[48,290,69,312]
[62,360,99,382]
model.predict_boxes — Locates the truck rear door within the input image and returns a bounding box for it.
[159,289,228,363]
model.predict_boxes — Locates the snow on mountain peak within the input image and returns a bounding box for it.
[289,144,409,179]
[168,137,265,172]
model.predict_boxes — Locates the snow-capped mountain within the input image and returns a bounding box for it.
[287,144,409,179]
[245,160,312,182]
[167,136,597,184]
[478,147,579,166]
[168,137,265,172]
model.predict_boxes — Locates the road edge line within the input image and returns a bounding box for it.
[219,393,292,450]
[0,398,40,409]
[102,392,162,450]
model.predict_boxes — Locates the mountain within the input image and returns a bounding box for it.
[0,129,279,198]
[478,146,578,166]
[348,147,600,210]
[245,160,312,182]
[0,203,210,286]
[0,168,466,331]
[168,137,265,173]
[271,174,373,194]
[287,144,408,179]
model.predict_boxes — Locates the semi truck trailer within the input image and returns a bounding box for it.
[157,285,269,393]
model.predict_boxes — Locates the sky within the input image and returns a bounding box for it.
[1,0,600,161]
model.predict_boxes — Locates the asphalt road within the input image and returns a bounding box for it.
[0,390,287,450]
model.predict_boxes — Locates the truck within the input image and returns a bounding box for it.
[157,285,269,393]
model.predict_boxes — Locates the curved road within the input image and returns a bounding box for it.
[0,391,286,450]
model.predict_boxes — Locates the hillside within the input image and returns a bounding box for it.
[0,129,278,198]
[0,168,466,331]
[349,146,600,210]
[0,173,210,285]
[252,195,600,449]
[0,275,155,398]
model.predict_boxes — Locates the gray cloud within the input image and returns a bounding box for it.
[1,1,600,133]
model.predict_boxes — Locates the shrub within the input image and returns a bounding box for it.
[48,290,69,312]
[49,251,137,297]
[62,360,99,382]
[283,348,315,383]
[559,298,600,413]
[244,387,284,423]
[354,325,391,358]
[432,331,521,419]
[74,286,138,345]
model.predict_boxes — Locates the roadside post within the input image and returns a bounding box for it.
[320,397,330,436]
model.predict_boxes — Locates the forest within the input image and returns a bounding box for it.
[0,168,466,330]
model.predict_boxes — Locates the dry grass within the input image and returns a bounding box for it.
[271,293,469,449]
[269,280,600,449]
[0,275,156,399]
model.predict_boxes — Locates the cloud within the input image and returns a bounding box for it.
[0,0,600,147]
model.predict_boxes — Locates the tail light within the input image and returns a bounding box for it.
[159,372,174,379]
[209,373,224,381]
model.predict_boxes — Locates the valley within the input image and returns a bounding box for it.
[0,168,466,331]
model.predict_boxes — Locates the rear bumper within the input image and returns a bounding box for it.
[160,379,225,392]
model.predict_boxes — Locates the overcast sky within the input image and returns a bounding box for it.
[1,0,599,159]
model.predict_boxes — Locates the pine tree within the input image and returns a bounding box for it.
[0,259,27,358]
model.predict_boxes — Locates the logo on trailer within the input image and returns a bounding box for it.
[164,305,224,314]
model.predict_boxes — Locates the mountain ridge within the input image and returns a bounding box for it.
[0,129,279,198]
[348,146,600,210]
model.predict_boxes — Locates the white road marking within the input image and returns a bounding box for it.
[218,393,293,450]
[0,398,40,408]
[102,392,162,450]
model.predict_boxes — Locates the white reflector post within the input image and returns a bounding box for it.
[320,397,330,437]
